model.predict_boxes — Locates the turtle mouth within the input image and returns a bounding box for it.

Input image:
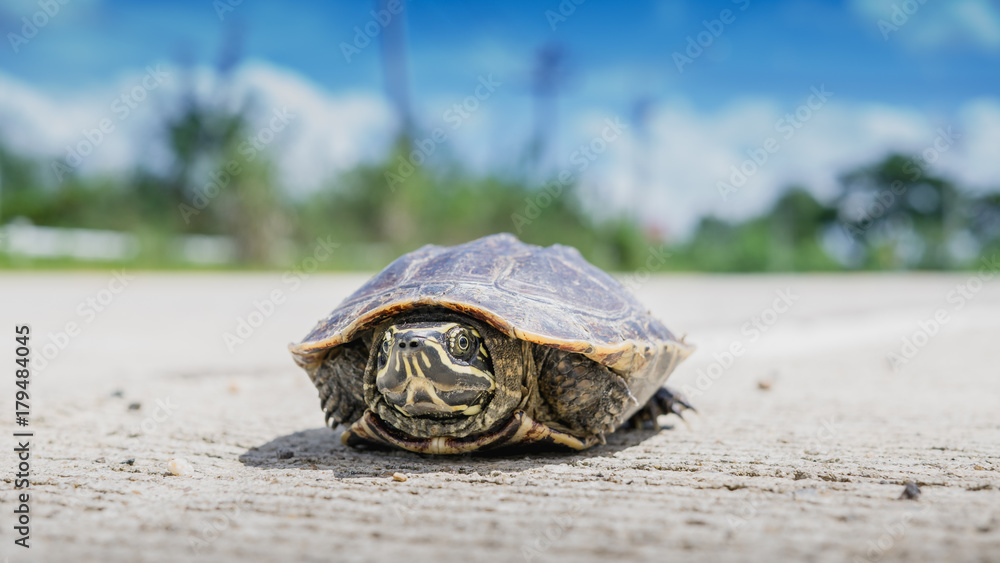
[383,374,491,419]
[343,410,522,454]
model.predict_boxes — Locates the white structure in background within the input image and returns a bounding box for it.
[0,217,237,264]
[173,234,238,265]
[0,218,139,261]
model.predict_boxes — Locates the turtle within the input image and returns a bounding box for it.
[289,233,694,454]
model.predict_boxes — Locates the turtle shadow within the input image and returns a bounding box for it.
[238,426,664,478]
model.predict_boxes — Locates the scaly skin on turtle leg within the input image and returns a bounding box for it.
[622,386,696,430]
[534,347,636,437]
[311,339,368,427]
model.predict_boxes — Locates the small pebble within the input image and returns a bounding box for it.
[110,390,124,398]
[167,458,194,477]
[277,449,294,460]
[128,402,141,411]
[122,458,135,466]
[899,481,921,500]
[392,472,407,482]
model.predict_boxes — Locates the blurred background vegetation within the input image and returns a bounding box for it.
[3,92,999,273]
[2,2,998,273]
[5,117,997,272]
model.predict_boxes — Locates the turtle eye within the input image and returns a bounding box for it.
[381,334,391,355]
[448,328,476,360]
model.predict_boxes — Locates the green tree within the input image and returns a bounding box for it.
[836,154,961,269]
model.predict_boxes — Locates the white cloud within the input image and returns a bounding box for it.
[849,0,1000,50]
[0,61,394,190]
[3,61,999,241]
[229,62,395,192]
[0,69,163,176]
[938,98,1000,192]
[582,94,1000,238]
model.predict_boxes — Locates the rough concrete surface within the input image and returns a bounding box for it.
[1,272,998,563]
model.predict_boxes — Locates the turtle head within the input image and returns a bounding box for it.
[375,322,495,419]
[347,314,594,453]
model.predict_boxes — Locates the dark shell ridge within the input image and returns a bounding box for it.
[289,233,691,373]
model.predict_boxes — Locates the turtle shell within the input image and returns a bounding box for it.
[290,233,692,380]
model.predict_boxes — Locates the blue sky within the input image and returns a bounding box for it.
[2,0,999,236]
[4,0,997,109]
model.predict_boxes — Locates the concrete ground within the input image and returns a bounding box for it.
[1,272,998,563]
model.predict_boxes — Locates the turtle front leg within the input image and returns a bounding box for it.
[311,340,368,428]
[534,347,635,437]
[622,386,695,430]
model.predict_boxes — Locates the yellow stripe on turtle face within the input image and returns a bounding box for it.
[380,335,495,384]
[399,373,468,413]
[375,322,496,417]
[402,353,414,379]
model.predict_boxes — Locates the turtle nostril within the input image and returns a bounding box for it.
[409,341,418,348]
[398,342,406,349]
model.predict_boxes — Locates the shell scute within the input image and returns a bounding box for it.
[290,233,691,375]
